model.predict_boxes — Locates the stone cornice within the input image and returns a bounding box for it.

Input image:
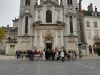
[34,25,64,30]
[33,21,65,26]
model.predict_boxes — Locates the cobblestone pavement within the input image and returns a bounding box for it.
[0,56,100,75]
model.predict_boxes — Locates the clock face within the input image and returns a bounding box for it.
[25,9,29,13]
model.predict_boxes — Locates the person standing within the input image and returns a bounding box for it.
[60,50,64,62]
[40,51,43,60]
[69,51,73,61]
[51,50,55,61]
[48,50,52,61]
[42,50,45,60]
[16,50,20,59]
[55,50,59,61]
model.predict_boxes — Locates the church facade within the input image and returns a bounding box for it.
[6,0,80,55]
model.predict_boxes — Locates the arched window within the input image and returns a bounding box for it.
[46,10,52,23]
[25,0,30,6]
[68,0,72,5]
[25,16,28,33]
[69,16,73,33]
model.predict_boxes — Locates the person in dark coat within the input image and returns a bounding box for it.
[27,50,30,58]
[45,50,49,60]
[16,51,20,59]
[29,50,34,60]
[48,50,52,61]
[51,50,55,61]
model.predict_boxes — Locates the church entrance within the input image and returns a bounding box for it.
[46,43,52,50]
[45,33,53,50]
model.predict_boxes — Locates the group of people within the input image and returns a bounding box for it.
[16,49,77,62]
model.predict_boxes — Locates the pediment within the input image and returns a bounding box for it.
[40,1,59,6]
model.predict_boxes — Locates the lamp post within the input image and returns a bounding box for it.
[78,43,82,58]
[76,17,82,58]
[75,0,83,58]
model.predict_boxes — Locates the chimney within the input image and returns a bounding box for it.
[79,0,82,12]
[7,24,9,28]
[87,5,90,11]
[90,3,93,12]
[95,6,97,12]
[15,17,16,20]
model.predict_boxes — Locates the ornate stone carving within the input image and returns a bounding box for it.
[33,20,42,25]
[56,21,65,25]
[20,13,32,18]
[69,37,75,43]
[34,26,63,30]
[65,12,76,18]
[43,30,56,37]
[36,30,40,36]
[21,37,30,44]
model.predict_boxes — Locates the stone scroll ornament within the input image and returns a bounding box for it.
[21,37,29,43]
[69,37,75,42]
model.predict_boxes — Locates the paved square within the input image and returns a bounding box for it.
[0,56,100,75]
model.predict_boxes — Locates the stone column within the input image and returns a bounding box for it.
[43,37,45,49]
[28,18,30,35]
[61,29,64,47]
[56,30,58,47]
[36,10,38,21]
[40,30,43,49]
[34,30,37,47]
[54,36,56,49]
[92,47,94,56]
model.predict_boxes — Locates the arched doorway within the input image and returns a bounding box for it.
[45,34,53,50]
[46,39,52,50]
[93,42,100,56]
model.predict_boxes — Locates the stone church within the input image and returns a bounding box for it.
[6,0,80,55]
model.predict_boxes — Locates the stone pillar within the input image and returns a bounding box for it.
[54,36,56,49]
[61,29,64,47]
[36,10,38,21]
[92,47,94,56]
[28,17,31,35]
[42,36,45,48]
[34,30,37,47]
[56,30,58,47]
[40,30,43,49]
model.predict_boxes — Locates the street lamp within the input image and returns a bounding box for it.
[78,43,82,58]
[75,0,83,58]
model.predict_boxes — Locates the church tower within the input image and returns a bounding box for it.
[17,0,37,50]
[17,0,79,52]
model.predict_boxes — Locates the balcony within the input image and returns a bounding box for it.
[93,36,100,41]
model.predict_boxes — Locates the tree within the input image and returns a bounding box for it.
[0,28,5,44]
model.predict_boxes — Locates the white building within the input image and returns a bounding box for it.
[2,1,100,57]
[83,4,100,56]
[5,0,80,55]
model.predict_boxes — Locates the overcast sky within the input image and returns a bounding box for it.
[0,0,100,27]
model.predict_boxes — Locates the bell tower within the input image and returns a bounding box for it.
[61,0,78,50]
[18,0,39,36]
[17,0,37,50]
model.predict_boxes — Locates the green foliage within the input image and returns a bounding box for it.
[0,28,5,44]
